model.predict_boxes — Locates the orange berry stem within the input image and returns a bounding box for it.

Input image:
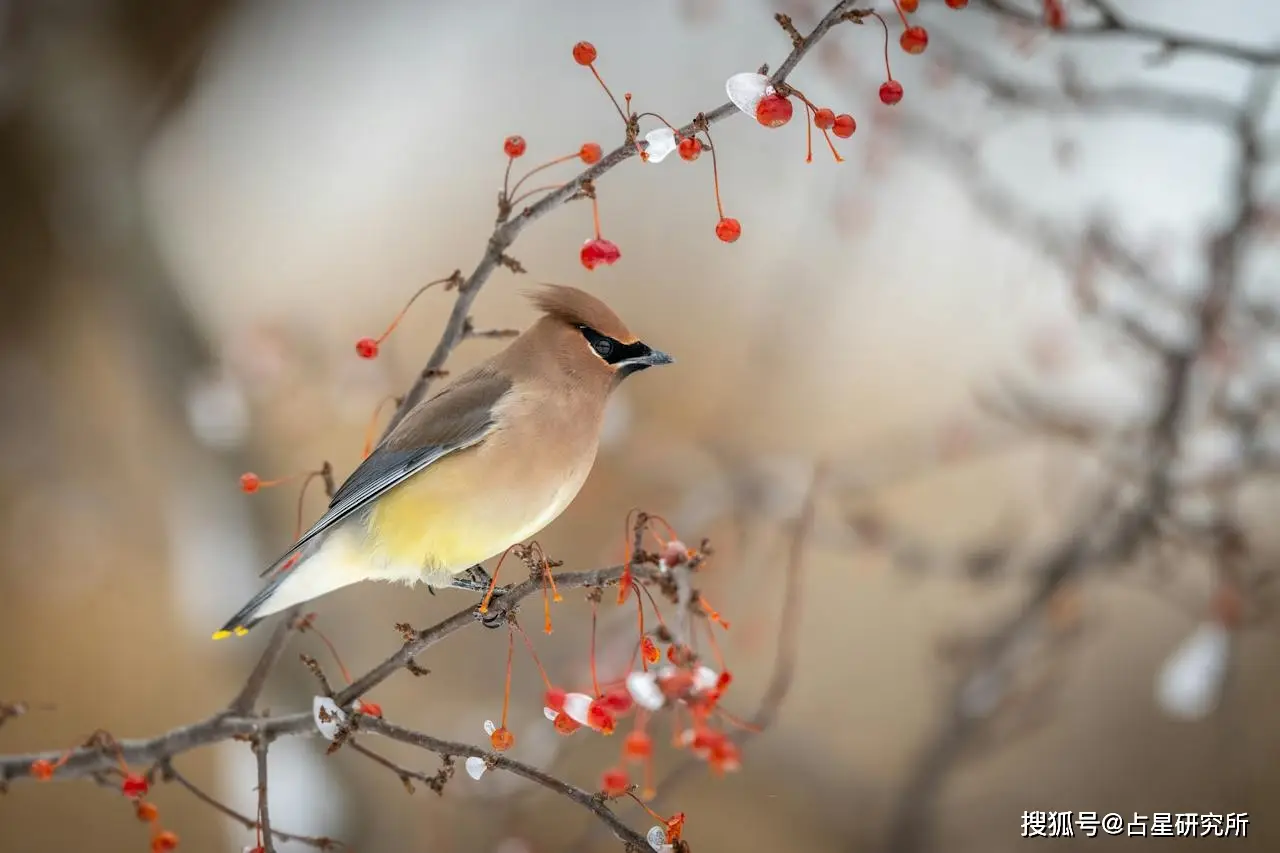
[369,276,454,349]
[305,618,353,685]
[699,596,730,632]
[589,597,602,697]
[292,470,325,541]
[501,623,515,729]
[820,127,845,163]
[891,0,911,27]
[590,194,603,241]
[508,182,567,209]
[636,582,670,630]
[704,128,726,218]
[870,13,896,82]
[479,546,516,614]
[634,111,679,132]
[700,609,727,673]
[643,514,680,546]
[362,395,399,459]
[502,155,514,199]
[531,543,561,634]
[512,618,554,690]
[626,790,672,825]
[509,153,583,200]
[804,103,814,163]
[717,707,764,734]
[589,63,629,125]
[626,583,647,673]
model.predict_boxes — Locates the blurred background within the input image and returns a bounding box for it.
[1,0,1278,850]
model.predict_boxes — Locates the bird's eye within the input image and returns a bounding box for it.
[593,338,614,357]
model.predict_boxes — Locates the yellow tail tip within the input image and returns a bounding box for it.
[211,626,251,641]
[211,630,232,640]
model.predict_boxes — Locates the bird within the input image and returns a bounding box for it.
[213,284,674,639]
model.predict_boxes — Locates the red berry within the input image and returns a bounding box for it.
[151,831,179,852]
[946,0,968,7]
[121,773,149,799]
[899,0,919,10]
[677,136,702,161]
[600,766,630,796]
[579,142,602,164]
[503,135,527,158]
[832,113,856,137]
[572,41,598,65]
[30,759,55,781]
[354,336,379,359]
[641,636,660,665]
[813,108,836,130]
[598,690,633,714]
[900,26,928,55]
[879,80,904,105]
[238,472,261,494]
[586,700,616,734]
[580,237,621,271]
[623,730,652,760]
[714,217,741,243]
[135,801,159,823]
[1044,0,1065,29]
[356,701,382,718]
[755,92,793,128]
[553,711,581,735]
[490,726,515,751]
[544,687,567,713]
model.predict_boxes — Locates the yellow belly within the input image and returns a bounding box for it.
[365,455,583,580]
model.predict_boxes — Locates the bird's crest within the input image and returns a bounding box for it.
[526,284,636,343]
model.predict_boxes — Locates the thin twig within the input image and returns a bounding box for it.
[255,736,275,853]
[361,717,651,851]
[975,0,1280,65]
[228,609,300,716]
[162,761,342,850]
[377,0,864,439]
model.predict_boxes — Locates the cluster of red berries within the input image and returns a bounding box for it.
[31,741,179,852]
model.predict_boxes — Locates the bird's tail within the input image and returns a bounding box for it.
[212,540,363,639]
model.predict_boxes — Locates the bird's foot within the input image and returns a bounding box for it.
[449,564,492,593]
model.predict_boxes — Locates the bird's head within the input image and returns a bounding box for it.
[525,284,674,383]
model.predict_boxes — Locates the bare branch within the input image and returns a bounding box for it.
[379,0,866,438]
[359,717,652,851]
[161,761,342,850]
[974,0,1280,65]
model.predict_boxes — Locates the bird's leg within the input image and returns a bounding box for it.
[449,565,494,593]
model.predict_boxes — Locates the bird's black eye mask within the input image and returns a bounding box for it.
[578,324,650,366]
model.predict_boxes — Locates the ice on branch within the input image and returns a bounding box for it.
[312,696,346,741]
[725,72,771,117]
[643,128,678,163]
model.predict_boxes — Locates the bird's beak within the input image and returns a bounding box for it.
[617,347,674,371]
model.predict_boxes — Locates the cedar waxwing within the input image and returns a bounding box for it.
[214,285,673,639]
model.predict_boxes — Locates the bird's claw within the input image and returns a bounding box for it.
[476,585,513,629]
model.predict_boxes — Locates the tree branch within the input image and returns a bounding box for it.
[378,0,866,437]
[360,717,651,850]
[974,0,1280,66]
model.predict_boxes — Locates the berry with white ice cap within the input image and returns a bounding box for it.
[725,72,771,117]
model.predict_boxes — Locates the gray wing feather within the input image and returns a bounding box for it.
[258,370,512,575]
